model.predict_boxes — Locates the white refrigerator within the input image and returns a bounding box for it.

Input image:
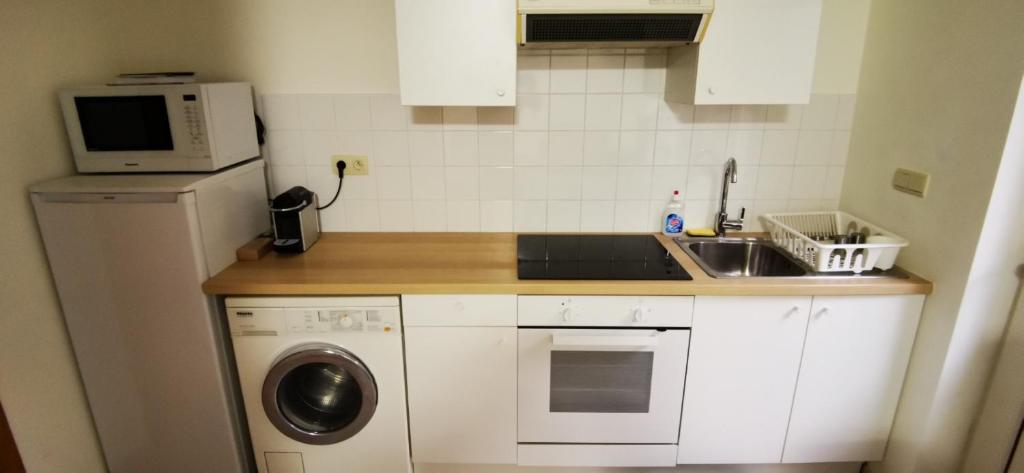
[30,159,268,473]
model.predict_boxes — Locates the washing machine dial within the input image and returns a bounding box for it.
[337,314,354,329]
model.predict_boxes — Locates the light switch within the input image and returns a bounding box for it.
[892,168,929,197]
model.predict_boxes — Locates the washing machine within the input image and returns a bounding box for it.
[226,297,411,473]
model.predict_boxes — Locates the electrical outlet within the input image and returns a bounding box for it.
[331,155,369,176]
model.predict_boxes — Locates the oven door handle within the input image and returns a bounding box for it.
[550,334,659,352]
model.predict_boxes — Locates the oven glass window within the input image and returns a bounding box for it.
[550,351,654,413]
[74,96,174,151]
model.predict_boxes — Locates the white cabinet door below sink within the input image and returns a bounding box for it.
[782,295,924,462]
[678,296,811,464]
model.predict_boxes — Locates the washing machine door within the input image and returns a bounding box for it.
[262,343,378,445]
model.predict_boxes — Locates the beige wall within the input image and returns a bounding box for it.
[839,0,1024,472]
[811,0,871,94]
[0,0,870,470]
[0,1,114,471]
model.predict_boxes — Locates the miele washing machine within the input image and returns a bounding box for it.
[226,297,411,473]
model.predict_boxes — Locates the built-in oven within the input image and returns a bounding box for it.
[516,296,692,467]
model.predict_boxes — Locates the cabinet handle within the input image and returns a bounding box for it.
[815,307,830,318]
[707,87,715,95]
[496,88,506,97]
[784,306,799,317]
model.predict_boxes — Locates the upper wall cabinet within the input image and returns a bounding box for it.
[394,0,517,106]
[665,0,823,105]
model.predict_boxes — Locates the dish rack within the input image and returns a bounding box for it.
[760,211,908,273]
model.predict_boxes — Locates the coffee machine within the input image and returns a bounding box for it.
[270,186,320,253]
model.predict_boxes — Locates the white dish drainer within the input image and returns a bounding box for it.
[760,211,908,273]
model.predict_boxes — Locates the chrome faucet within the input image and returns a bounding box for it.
[715,158,745,236]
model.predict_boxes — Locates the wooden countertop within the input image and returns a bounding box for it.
[202,233,932,296]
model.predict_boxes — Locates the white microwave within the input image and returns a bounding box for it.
[59,82,259,173]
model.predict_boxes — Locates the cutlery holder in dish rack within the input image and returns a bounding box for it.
[761,211,908,273]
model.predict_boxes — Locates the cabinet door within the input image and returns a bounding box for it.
[405,327,517,464]
[394,0,516,106]
[666,0,822,104]
[783,295,924,462]
[678,296,812,464]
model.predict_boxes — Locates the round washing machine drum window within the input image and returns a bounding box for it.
[262,344,378,445]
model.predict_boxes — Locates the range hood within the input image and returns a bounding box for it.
[518,0,714,48]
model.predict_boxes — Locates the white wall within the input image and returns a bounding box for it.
[839,0,1024,472]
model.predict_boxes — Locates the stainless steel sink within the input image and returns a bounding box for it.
[676,237,808,278]
[675,236,910,279]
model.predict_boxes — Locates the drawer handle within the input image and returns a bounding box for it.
[551,334,658,351]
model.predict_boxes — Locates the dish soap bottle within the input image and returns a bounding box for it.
[662,190,685,236]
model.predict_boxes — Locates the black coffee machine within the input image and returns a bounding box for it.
[270,186,320,253]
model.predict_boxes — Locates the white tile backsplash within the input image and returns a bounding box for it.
[548,131,584,166]
[446,201,481,231]
[333,95,371,130]
[299,95,336,130]
[262,50,856,232]
[514,132,548,166]
[479,166,515,201]
[514,201,547,231]
[620,94,660,130]
[549,94,586,130]
[586,55,626,93]
[478,132,514,166]
[442,107,477,130]
[550,55,587,94]
[408,132,444,165]
[442,131,478,166]
[583,131,619,166]
[584,95,623,130]
[369,94,407,130]
[618,131,656,165]
[372,131,410,166]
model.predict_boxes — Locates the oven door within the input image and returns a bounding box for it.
[518,328,689,444]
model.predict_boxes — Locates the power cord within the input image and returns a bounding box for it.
[316,160,346,210]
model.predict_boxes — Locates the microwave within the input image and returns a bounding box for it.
[59,82,259,173]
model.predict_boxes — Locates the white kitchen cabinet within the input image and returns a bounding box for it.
[403,295,516,326]
[677,296,812,464]
[782,295,925,462]
[405,326,518,464]
[665,0,823,104]
[394,0,517,106]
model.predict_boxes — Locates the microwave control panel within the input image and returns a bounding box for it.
[181,93,208,154]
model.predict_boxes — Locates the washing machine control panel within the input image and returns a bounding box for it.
[226,307,400,336]
[286,309,399,334]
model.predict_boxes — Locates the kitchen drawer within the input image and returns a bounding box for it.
[402,295,516,326]
[517,296,693,327]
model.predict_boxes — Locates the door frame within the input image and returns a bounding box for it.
[0,400,26,473]
[958,265,1024,472]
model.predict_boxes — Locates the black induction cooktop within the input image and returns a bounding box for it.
[517,235,693,280]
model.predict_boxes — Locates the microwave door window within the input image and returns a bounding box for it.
[74,96,174,151]
[549,350,654,413]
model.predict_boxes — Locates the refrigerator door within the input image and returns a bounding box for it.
[31,191,250,473]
